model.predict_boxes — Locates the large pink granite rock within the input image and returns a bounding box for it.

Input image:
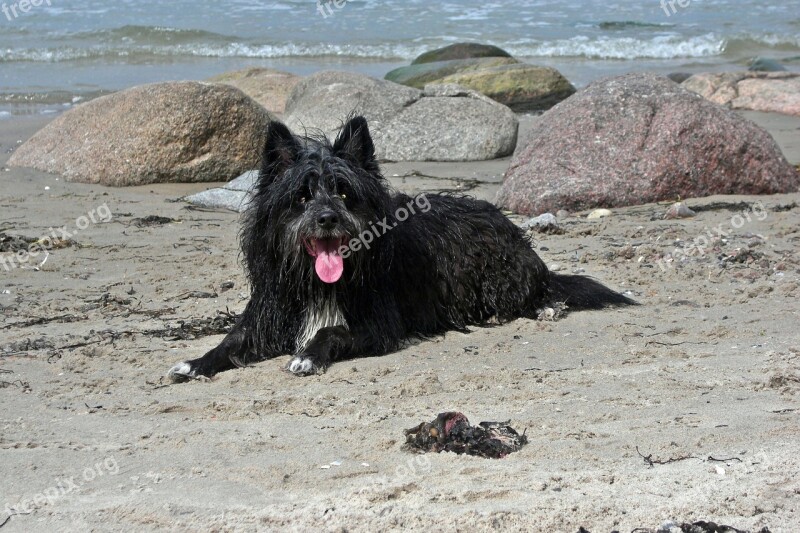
[495,73,799,215]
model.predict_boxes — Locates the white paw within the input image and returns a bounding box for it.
[287,357,316,376]
[167,361,196,381]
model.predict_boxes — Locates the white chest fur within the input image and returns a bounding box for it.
[296,293,347,352]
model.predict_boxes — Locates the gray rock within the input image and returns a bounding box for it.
[285,71,420,137]
[285,72,518,162]
[663,202,696,219]
[521,213,558,231]
[587,209,613,220]
[184,170,258,212]
[496,73,799,216]
[421,83,494,103]
[667,72,693,84]
[749,57,787,72]
[9,82,272,186]
[184,188,250,212]
[224,170,259,191]
[375,98,518,162]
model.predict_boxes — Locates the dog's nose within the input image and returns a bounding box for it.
[317,210,339,230]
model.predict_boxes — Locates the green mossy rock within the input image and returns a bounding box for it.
[441,63,576,111]
[411,43,512,65]
[385,57,519,89]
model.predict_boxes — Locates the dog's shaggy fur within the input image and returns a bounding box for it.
[168,116,634,380]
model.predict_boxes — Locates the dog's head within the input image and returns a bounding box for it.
[243,116,392,285]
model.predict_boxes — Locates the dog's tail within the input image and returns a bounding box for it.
[548,273,637,310]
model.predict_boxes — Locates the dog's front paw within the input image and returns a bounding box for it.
[286,356,325,376]
[167,361,198,383]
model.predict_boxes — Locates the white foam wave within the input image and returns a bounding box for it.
[507,34,725,60]
[4,32,793,63]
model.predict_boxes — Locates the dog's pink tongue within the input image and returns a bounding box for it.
[314,239,344,283]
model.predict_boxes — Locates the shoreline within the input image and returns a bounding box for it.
[3,55,796,120]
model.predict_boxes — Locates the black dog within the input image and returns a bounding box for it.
[168,116,634,380]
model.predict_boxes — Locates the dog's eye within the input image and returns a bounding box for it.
[297,188,309,205]
[339,193,347,200]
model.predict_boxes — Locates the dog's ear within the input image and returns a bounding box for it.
[260,121,300,184]
[333,116,377,170]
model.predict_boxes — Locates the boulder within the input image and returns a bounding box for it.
[748,57,786,72]
[412,43,512,65]
[386,56,574,112]
[285,72,518,162]
[9,82,273,186]
[207,67,301,115]
[667,72,693,84]
[682,71,800,116]
[285,71,420,135]
[440,63,576,111]
[495,73,799,216]
[184,170,257,212]
[375,85,518,162]
[385,57,519,89]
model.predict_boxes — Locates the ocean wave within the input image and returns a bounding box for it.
[68,25,235,45]
[506,34,725,60]
[723,34,800,55]
[0,90,110,105]
[0,42,431,63]
[2,31,798,63]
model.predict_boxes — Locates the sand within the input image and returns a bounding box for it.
[0,112,799,532]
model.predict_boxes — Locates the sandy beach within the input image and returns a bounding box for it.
[0,108,798,532]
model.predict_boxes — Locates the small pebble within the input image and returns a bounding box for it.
[521,213,559,232]
[663,202,696,219]
[540,307,556,320]
[587,208,612,219]
[657,521,681,533]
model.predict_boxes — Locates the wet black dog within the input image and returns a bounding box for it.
[168,116,634,381]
